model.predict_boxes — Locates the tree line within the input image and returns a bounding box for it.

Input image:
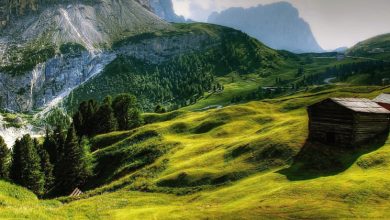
[66,30,269,112]
[0,93,143,196]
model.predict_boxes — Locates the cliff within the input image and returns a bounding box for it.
[0,0,171,111]
[149,0,186,23]
[208,2,323,53]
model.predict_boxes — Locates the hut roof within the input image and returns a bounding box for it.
[330,98,390,114]
[374,93,390,104]
[69,188,83,197]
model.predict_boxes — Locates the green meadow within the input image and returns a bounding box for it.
[1,84,390,219]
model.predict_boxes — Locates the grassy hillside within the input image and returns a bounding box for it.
[347,33,390,60]
[65,27,390,113]
[2,85,390,219]
[65,23,281,112]
[0,180,63,219]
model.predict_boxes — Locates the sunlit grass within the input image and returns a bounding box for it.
[1,85,390,219]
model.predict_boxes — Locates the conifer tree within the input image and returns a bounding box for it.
[73,99,100,137]
[52,126,65,163]
[72,110,84,137]
[60,124,92,192]
[11,135,44,195]
[112,94,141,130]
[86,99,98,136]
[94,96,117,134]
[10,139,22,184]
[35,139,54,191]
[0,136,10,179]
[154,104,166,114]
[128,108,143,129]
[43,129,57,165]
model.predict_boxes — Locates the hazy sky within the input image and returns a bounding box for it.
[171,0,390,50]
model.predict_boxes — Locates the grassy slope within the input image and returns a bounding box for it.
[347,33,390,60]
[65,23,281,112]
[2,85,390,219]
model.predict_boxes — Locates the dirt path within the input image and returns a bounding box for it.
[324,77,336,84]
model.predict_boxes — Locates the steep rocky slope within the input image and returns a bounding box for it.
[65,23,281,111]
[0,0,171,112]
[208,2,323,53]
[0,0,281,113]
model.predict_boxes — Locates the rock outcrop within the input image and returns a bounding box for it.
[208,2,323,53]
[149,0,186,23]
[0,0,172,112]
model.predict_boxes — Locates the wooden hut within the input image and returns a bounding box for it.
[374,93,390,110]
[308,98,390,145]
[69,188,83,197]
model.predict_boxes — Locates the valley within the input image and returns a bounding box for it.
[1,85,390,219]
[0,0,389,219]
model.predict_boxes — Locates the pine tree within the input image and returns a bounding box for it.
[60,124,92,193]
[43,129,57,164]
[0,136,10,179]
[10,139,22,184]
[154,104,166,114]
[112,94,137,131]
[35,139,54,191]
[94,96,117,134]
[128,108,143,129]
[11,135,44,195]
[72,110,84,137]
[52,126,65,162]
[86,99,98,136]
[73,99,100,137]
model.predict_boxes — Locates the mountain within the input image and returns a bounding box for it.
[149,0,187,23]
[135,0,187,22]
[64,23,280,111]
[0,0,281,113]
[347,33,390,59]
[207,2,324,53]
[0,0,171,112]
[332,47,348,53]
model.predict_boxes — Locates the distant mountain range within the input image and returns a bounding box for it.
[208,2,324,53]
[136,0,187,23]
[0,0,278,112]
[150,0,187,23]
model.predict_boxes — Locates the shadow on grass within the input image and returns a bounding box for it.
[279,133,388,181]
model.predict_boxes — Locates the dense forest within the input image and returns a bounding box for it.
[65,28,280,112]
[0,93,144,197]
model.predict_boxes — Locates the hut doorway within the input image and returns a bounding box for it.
[326,132,336,144]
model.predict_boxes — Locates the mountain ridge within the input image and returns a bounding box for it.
[0,0,171,112]
[0,0,281,113]
[150,0,187,23]
[347,33,390,59]
[208,2,323,53]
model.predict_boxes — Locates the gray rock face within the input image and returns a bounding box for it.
[1,0,169,48]
[0,51,116,111]
[208,2,323,53]
[116,33,218,64]
[0,0,173,112]
[0,30,220,112]
[149,0,186,23]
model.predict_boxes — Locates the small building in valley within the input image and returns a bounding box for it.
[308,98,390,145]
[69,188,83,197]
[374,93,390,110]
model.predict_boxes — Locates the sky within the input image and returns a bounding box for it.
[171,0,390,50]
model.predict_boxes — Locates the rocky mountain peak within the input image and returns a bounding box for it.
[208,2,323,53]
